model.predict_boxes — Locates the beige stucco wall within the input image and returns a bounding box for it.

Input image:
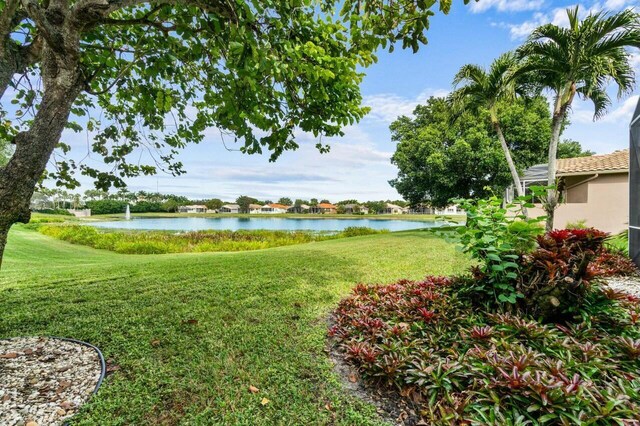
[528,172,628,233]
[565,176,590,203]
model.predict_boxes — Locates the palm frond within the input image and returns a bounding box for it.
[576,85,611,121]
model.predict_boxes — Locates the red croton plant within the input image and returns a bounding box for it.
[330,229,640,424]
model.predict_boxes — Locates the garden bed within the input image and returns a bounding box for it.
[329,276,640,425]
[329,196,640,424]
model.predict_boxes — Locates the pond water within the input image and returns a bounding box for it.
[90,217,447,232]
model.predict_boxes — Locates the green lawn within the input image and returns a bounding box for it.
[0,226,468,425]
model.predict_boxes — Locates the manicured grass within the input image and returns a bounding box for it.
[0,226,468,425]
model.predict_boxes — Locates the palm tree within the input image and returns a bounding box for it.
[519,6,640,230]
[451,52,530,198]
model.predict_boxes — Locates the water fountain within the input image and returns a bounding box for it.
[125,204,131,221]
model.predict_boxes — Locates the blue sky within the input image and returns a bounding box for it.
[56,0,640,202]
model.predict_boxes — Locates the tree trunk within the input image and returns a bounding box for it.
[0,55,83,268]
[545,110,565,231]
[0,225,8,269]
[494,122,524,198]
[545,85,575,232]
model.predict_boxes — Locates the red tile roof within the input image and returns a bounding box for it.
[317,203,336,209]
[268,203,290,209]
[557,149,628,175]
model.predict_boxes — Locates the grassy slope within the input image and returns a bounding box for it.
[0,226,468,425]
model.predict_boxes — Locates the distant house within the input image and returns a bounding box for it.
[288,204,310,213]
[219,204,240,213]
[310,203,337,214]
[248,204,263,214]
[383,203,407,215]
[259,203,290,214]
[524,149,629,233]
[434,205,463,215]
[67,209,92,217]
[407,204,435,214]
[406,204,463,215]
[342,204,369,214]
[178,204,208,213]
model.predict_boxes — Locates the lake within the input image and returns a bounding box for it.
[90,217,447,232]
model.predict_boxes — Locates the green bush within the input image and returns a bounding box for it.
[85,200,129,215]
[453,194,544,304]
[34,208,73,216]
[339,227,387,237]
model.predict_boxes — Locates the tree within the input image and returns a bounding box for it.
[163,199,180,213]
[277,197,292,206]
[320,199,331,204]
[0,1,474,267]
[204,198,223,211]
[390,96,552,208]
[236,196,258,214]
[365,201,385,214]
[451,52,531,197]
[557,140,594,159]
[519,6,640,230]
[292,199,308,213]
[310,199,319,206]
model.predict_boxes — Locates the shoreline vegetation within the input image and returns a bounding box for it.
[34,223,392,254]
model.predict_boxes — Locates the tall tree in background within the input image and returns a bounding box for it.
[557,140,594,159]
[519,6,640,230]
[0,0,476,267]
[236,196,258,214]
[451,52,532,197]
[390,96,551,207]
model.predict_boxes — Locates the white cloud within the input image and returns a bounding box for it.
[604,0,638,9]
[470,0,545,13]
[363,88,449,123]
[501,0,637,40]
[571,95,638,124]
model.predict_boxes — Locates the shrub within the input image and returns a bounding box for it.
[517,228,608,321]
[330,277,640,425]
[339,227,387,237]
[453,194,544,304]
[85,200,129,215]
[592,249,639,277]
[34,208,73,216]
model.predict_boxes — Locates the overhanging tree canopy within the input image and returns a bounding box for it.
[0,0,476,267]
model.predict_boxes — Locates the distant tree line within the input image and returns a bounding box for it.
[31,188,414,215]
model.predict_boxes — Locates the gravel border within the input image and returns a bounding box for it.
[0,337,105,426]
[604,276,640,297]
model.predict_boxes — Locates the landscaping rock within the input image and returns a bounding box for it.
[606,276,640,297]
[0,337,102,426]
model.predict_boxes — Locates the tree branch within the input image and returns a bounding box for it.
[19,0,65,55]
[0,0,20,54]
